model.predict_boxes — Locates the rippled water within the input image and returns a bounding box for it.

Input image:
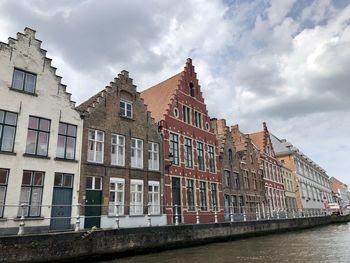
[98,222,350,263]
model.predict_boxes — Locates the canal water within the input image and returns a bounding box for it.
[97,222,350,263]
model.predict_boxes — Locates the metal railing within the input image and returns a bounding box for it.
[0,203,333,236]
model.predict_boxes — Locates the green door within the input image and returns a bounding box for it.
[84,190,102,228]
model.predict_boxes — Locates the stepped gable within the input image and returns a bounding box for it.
[0,27,76,107]
[249,122,275,156]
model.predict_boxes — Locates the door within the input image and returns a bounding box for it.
[50,173,74,231]
[84,176,102,229]
[172,177,181,223]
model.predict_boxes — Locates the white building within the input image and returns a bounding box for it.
[0,28,82,234]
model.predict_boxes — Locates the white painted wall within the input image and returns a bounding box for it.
[0,28,82,231]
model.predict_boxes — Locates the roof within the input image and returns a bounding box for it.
[270,134,293,155]
[140,72,182,122]
[76,90,104,112]
[248,131,264,152]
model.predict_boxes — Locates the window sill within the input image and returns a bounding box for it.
[110,164,126,168]
[86,161,104,166]
[130,167,144,171]
[120,115,134,121]
[129,214,145,217]
[9,87,38,96]
[13,217,45,221]
[0,151,16,156]
[54,157,78,163]
[23,153,50,159]
[107,215,126,218]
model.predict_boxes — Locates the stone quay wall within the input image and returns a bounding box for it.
[1,215,349,263]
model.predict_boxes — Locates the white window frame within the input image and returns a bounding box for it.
[148,181,160,214]
[148,142,159,171]
[111,134,125,166]
[130,179,143,215]
[120,100,133,118]
[109,178,125,216]
[131,138,143,169]
[87,129,104,163]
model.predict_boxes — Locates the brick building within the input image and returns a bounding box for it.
[248,123,286,215]
[231,124,266,219]
[141,59,224,224]
[76,70,165,228]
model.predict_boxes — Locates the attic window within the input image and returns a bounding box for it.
[189,82,194,97]
[12,68,37,94]
[173,107,179,118]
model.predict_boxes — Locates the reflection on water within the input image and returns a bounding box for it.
[98,223,350,263]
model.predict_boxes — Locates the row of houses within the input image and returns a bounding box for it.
[0,28,335,234]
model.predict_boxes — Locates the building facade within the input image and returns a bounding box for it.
[212,119,265,221]
[141,59,224,224]
[271,134,333,212]
[249,123,286,215]
[0,28,82,234]
[281,165,297,211]
[330,177,349,208]
[76,70,165,228]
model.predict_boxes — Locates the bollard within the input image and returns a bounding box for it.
[285,210,288,219]
[115,204,120,229]
[267,211,270,220]
[18,203,26,235]
[276,209,280,219]
[243,208,247,222]
[196,207,200,224]
[292,209,296,218]
[75,203,80,232]
[147,203,152,227]
[230,207,234,223]
[256,209,259,221]
[214,206,218,223]
[175,205,179,226]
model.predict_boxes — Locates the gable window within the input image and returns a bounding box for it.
[12,69,36,94]
[130,179,143,215]
[25,116,51,156]
[148,181,160,214]
[208,145,216,173]
[169,133,179,165]
[0,169,9,218]
[186,179,195,211]
[148,142,159,171]
[211,183,218,211]
[111,134,125,166]
[18,171,44,217]
[184,138,193,168]
[199,181,207,210]
[224,170,231,187]
[228,149,232,161]
[0,110,17,152]
[189,82,194,97]
[197,141,205,171]
[120,100,133,118]
[131,138,143,169]
[87,129,104,163]
[109,178,124,215]
[194,111,202,129]
[183,106,191,124]
[57,122,77,160]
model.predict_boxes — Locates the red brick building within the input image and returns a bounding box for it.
[141,59,224,224]
[249,123,286,215]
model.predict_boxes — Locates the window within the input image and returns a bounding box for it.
[252,172,257,190]
[12,69,36,93]
[189,82,194,97]
[0,110,17,152]
[239,196,244,213]
[148,142,159,171]
[233,172,239,188]
[197,142,205,171]
[194,111,202,128]
[25,116,51,156]
[56,122,77,160]
[109,178,124,215]
[228,149,232,161]
[18,171,44,217]
[186,179,195,211]
[130,179,143,215]
[224,170,231,187]
[169,133,179,165]
[0,169,9,218]
[183,106,191,124]
[148,181,160,214]
[54,173,73,188]
[120,100,132,118]
[111,134,125,166]
[86,176,102,190]
[211,183,218,211]
[184,138,193,168]
[199,181,207,210]
[244,171,249,189]
[87,129,104,163]
[208,145,216,173]
[131,138,143,168]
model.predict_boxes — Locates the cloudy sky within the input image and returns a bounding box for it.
[0,0,349,187]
